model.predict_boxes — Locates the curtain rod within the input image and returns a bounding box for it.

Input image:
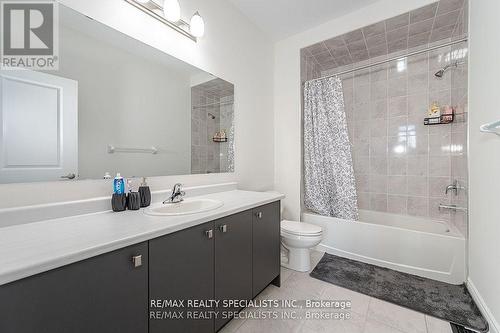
[192,101,234,109]
[304,37,468,84]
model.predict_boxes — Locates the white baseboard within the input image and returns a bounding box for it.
[467,278,499,333]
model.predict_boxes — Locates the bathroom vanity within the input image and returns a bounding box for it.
[0,190,282,333]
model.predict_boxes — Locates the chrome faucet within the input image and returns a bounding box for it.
[163,183,185,204]
[445,180,465,196]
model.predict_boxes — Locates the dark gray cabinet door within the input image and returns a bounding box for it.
[252,201,281,297]
[214,210,253,331]
[149,222,215,333]
[0,242,149,333]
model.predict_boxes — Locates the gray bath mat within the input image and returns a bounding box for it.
[310,253,488,332]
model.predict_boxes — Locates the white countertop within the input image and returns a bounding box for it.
[0,190,284,286]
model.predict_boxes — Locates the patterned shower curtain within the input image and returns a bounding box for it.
[303,76,359,220]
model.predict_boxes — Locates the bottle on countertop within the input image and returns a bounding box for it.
[113,173,125,194]
[138,177,151,208]
[126,179,141,211]
[111,173,127,212]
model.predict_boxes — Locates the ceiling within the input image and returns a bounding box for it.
[302,0,467,73]
[228,0,382,41]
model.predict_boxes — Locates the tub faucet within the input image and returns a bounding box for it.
[163,183,185,204]
[445,180,465,196]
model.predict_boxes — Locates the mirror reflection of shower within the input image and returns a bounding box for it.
[190,78,235,174]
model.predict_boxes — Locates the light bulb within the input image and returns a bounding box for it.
[190,11,205,37]
[163,0,180,22]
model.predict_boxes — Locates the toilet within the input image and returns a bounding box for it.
[281,220,323,272]
[264,191,323,272]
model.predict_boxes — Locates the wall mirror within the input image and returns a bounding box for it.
[0,5,235,184]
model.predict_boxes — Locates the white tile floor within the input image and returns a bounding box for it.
[220,251,453,333]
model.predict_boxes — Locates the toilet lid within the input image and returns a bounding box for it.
[281,220,322,236]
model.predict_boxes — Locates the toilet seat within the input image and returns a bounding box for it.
[281,220,322,237]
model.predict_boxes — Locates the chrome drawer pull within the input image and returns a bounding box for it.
[205,229,214,239]
[132,255,142,268]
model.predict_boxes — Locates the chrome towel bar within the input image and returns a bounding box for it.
[480,120,500,136]
[107,145,158,154]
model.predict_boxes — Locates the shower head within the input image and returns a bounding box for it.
[208,112,216,119]
[434,69,446,78]
[434,61,460,78]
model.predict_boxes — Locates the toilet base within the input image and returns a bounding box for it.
[281,247,311,272]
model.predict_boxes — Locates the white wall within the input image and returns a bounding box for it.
[468,0,500,330]
[0,0,274,208]
[273,0,436,220]
[190,71,217,87]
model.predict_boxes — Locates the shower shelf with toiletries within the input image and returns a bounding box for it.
[212,129,228,142]
[424,112,455,125]
[424,103,455,125]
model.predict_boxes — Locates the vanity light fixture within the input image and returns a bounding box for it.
[124,0,204,41]
[190,11,205,38]
[163,0,180,22]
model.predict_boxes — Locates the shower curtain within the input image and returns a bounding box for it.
[303,76,358,220]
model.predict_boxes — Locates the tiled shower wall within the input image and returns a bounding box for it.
[334,44,468,229]
[301,1,469,235]
[449,7,468,235]
[301,52,321,83]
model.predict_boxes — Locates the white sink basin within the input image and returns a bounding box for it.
[145,198,224,216]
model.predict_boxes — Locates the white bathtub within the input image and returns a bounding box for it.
[302,210,466,284]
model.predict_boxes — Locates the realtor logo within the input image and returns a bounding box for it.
[1,1,59,69]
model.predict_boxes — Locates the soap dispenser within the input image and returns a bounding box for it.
[138,177,151,207]
[126,179,141,211]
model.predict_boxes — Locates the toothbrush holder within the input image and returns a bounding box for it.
[111,193,127,212]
